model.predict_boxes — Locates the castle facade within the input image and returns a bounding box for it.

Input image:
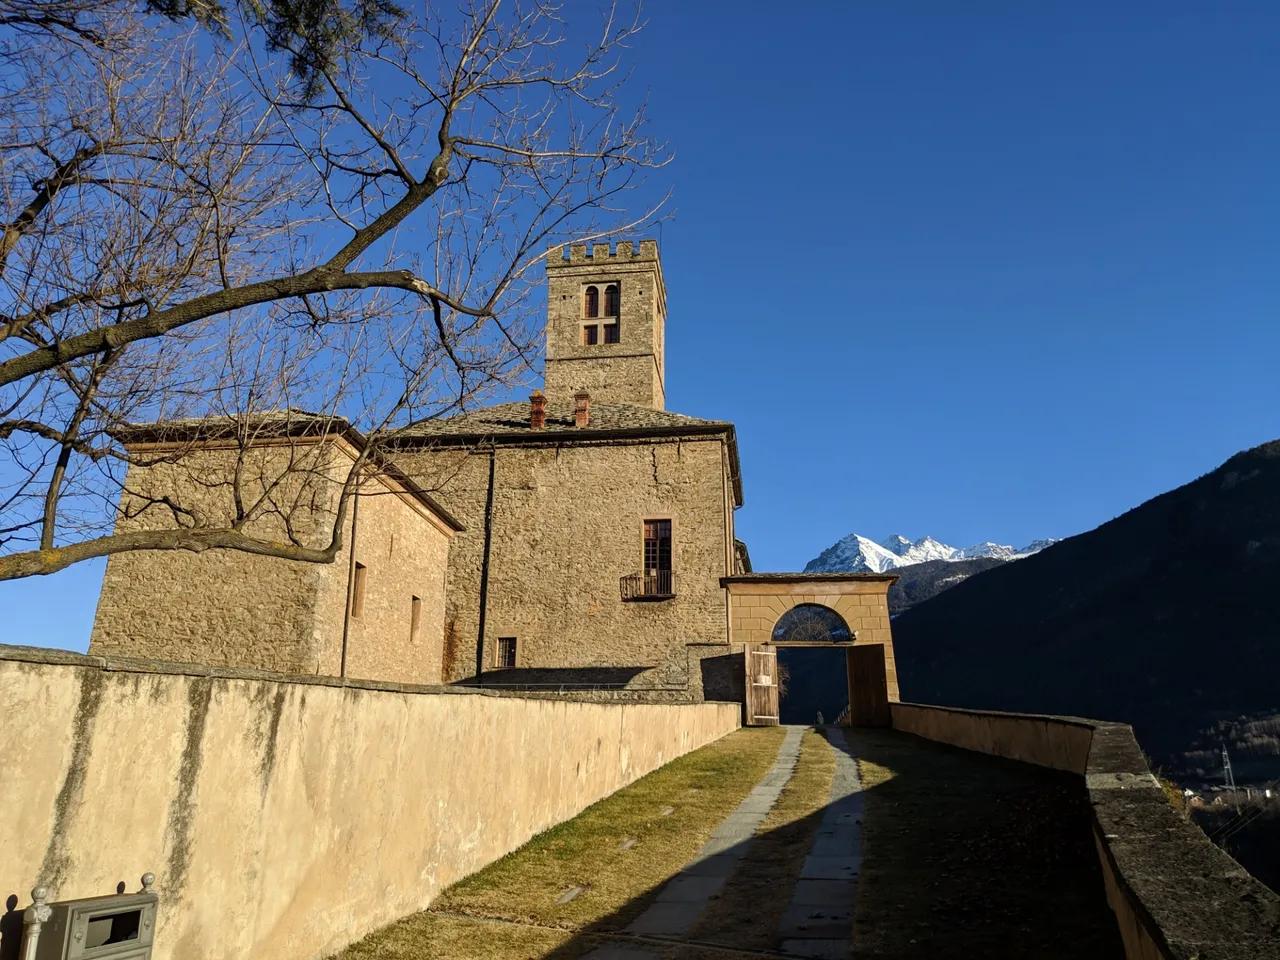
[89,241,899,720]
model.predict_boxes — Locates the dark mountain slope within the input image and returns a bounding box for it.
[887,557,1005,615]
[891,440,1280,778]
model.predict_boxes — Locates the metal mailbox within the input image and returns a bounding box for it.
[21,875,157,960]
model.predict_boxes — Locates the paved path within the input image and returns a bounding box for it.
[581,725,806,959]
[571,725,1123,960]
[336,725,1125,960]
[778,727,862,959]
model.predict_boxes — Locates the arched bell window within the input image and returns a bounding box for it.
[604,284,619,317]
[584,285,599,318]
[771,604,851,644]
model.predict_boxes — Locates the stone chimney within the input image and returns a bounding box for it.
[573,391,591,428]
[530,390,547,429]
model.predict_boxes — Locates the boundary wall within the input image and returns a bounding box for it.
[0,646,740,960]
[890,702,1280,960]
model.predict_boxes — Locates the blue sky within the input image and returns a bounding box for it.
[4,1,1279,651]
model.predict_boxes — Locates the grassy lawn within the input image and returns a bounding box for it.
[337,914,570,960]
[332,725,787,960]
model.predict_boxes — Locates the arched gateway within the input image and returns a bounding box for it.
[720,573,900,728]
[771,603,852,644]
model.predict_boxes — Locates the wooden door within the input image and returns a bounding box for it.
[846,643,890,727]
[744,644,780,726]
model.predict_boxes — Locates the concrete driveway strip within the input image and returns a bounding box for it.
[779,726,863,959]
[619,725,806,940]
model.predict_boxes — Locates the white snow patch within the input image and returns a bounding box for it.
[804,533,1057,574]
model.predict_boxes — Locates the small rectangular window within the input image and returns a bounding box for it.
[583,324,599,346]
[604,323,620,344]
[351,562,367,619]
[409,595,422,642]
[496,637,517,669]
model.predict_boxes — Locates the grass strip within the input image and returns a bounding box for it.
[337,913,570,960]
[687,727,837,951]
[331,725,787,959]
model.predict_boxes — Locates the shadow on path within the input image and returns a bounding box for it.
[845,728,1125,959]
[533,728,1125,959]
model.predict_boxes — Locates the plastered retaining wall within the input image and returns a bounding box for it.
[0,646,740,960]
[890,702,1280,960]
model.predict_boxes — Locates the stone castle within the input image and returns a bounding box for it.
[88,241,899,718]
[8,242,1272,960]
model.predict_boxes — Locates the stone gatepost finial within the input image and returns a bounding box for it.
[20,885,52,960]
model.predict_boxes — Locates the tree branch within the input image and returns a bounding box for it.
[0,268,490,387]
[0,526,343,580]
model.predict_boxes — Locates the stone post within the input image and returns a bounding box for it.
[19,886,50,960]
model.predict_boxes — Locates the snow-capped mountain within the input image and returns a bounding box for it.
[804,533,1056,574]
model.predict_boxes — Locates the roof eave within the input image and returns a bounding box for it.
[375,463,466,533]
[725,425,744,507]
[390,421,736,448]
[113,415,368,451]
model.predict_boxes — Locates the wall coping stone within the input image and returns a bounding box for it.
[0,644,711,705]
[720,573,899,585]
[890,701,1280,959]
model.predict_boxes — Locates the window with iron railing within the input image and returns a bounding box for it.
[644,519,671,574]
[621,520,674,600]
[621,570,674,600]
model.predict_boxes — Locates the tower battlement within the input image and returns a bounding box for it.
[553,239,660,264]
[543,238,666,409]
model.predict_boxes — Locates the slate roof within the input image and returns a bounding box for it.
[113,409,355,445]
[400,400,732,438]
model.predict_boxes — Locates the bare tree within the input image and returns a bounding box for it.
[0,0,667,581]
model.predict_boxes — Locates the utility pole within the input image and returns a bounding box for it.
[1222,744,1238,812]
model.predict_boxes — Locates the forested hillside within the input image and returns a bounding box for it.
[891,440,1280,781]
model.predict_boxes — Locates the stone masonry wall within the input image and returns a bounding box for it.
[398,435,734,684]
[90,445,336,673]
[544,240,666,409]
[545,353,664,414]
[311,483,453,685]
[726,581,900,701]
[90,443,453,684]
[0,647,739,960]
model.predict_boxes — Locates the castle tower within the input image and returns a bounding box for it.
[544,240,667,409]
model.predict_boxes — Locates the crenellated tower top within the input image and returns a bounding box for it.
[543,240,667,410]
